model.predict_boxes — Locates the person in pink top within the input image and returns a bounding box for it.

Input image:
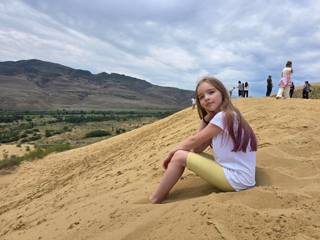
[276,61,293,99]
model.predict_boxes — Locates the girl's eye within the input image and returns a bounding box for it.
[199,95,204,100]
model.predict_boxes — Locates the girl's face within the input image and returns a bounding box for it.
[197,81,223,113]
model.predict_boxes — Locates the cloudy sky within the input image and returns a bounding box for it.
[1,0,320,95]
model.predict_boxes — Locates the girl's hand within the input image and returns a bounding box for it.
[162,151,175,170]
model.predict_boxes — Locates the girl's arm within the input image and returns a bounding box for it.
[192,112,216,152]
[192,119,210,153]
[162,123,221,169]
[165,122,220,158]
[162,112,217,170]
[192,139,211,153]
[175,123,222,152]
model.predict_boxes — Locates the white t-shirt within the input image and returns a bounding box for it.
[282,67,292,78]
[210,112,256,191]
[282,67,293,85]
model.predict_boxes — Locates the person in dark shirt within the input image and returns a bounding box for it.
[302,81,312,99]
[237,81,243,97]
[289,82,295,98]
[266,75,273,96]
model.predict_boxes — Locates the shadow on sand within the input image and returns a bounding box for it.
[164,176,221,203]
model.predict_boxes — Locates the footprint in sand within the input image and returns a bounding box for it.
[67,221,80,230]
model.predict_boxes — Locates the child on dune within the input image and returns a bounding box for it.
[150,76,257,203]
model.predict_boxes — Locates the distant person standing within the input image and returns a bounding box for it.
[289,82,295,98]
[241,83,245,97]
[302,81,312,99]
[266,75,273,96]
[244,82,249,97]
[276,61,293,99]
[237,81,243,97]
[229,87,236,97]
[191,97,196,109]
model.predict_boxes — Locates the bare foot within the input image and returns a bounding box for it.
[149,193,169,204]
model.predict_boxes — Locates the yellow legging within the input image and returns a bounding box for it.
[186,152,234,192]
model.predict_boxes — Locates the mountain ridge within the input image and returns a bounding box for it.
[0,59,194,110]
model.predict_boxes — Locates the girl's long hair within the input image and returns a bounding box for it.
[286,60,293,73]
[195,76,257,152]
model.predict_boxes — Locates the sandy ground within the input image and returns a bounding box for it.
[0,144,34,161]
[0,98,320,240]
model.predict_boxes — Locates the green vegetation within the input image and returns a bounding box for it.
[84,130,111,138]
[0,109,177,169]
[45,127,71,137]
[0,144,71,169]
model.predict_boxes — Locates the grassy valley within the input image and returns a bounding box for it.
[0,109,177,169]
[0,59,193,170]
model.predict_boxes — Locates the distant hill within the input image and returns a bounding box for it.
[0,59,194,110]
[292,82,320,99]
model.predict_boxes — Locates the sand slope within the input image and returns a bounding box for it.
[1,98,320,240]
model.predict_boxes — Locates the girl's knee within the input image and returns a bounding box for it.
[171,150,189,167]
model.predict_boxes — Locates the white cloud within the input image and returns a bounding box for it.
[149,47,197,70]
[1,0,320,95]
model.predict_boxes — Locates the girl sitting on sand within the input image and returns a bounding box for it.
[150,76,257,204]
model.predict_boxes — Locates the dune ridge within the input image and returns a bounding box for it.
[1,98,320,240]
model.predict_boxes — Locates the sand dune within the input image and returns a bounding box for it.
[1,98,320,240]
